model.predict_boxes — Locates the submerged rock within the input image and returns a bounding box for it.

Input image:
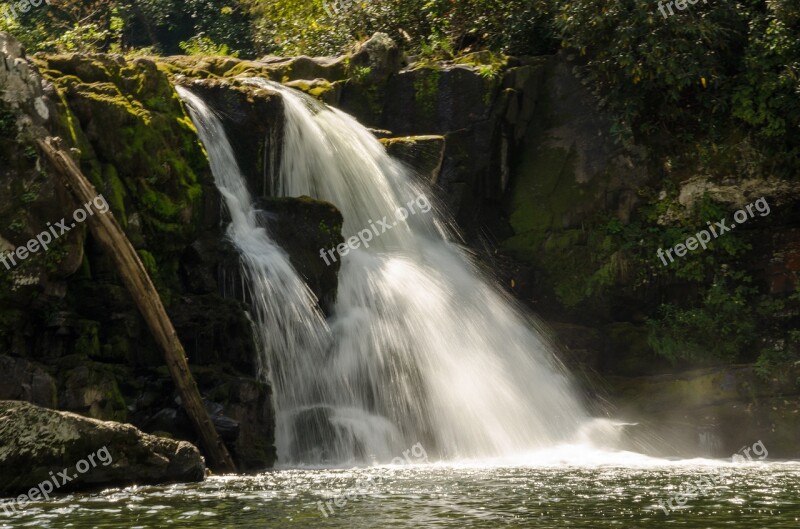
[0,400,205,497]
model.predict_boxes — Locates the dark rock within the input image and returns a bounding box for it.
[380,136,445,184]
[169,294,257,374]
[211,413,240,443]
[0,400,205,497]
[176,77,284,198]
[0,355,56,408]
[255,196,344,314]
[60,363,127,422]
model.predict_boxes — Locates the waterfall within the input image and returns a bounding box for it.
[179,80,600,467]
[176,86,337,464]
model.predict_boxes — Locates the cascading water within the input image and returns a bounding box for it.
[237,78,601,464]
[176,86,340,464]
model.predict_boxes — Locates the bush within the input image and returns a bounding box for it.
[248,0,557,57]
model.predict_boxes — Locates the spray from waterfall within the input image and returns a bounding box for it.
[241,78,598,463]
[177,86,339,463]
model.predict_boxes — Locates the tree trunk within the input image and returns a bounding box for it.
[37,138,237,474]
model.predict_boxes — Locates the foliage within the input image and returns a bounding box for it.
[552,0,800,176]
[649,277,800,370]
[0,0,253,56]
[248,0,556,57]
[730,0,800,174]
[647,270,758,364]
[179,33,239,57]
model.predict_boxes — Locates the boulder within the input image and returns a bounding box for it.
[0,400,205,497]
[349,33,407,83]
[255,196,344,314]
[380,136,445,184]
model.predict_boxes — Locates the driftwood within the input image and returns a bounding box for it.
[37,137,237,474]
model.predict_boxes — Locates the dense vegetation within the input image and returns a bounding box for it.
[4,0,796,171]
[2,0,798,371]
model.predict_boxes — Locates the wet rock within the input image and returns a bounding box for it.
[0,400,205,496]
[255,196,344,314]
[380,135,445,184]
[175,77,284,198]
[169,294,258,374]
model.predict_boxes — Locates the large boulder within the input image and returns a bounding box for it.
[0,400,205,497]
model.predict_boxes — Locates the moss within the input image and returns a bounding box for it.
[137,249,158,277]
[101,335,130,363]
[103,164,127,227]
[75,320,101,358]
[98,373,128,422]
[503,145,580,262]
[412,68,440,119]
[0,103,17,138]
[453,51,509,70]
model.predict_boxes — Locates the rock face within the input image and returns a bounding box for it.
[349,32,407,83]
[0,356,57,408]
[379,136,445,184]
[256,196,344,315]
[0,400,205,497]
[0,36,299,471]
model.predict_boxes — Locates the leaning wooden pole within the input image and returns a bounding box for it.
[37,137,237,474]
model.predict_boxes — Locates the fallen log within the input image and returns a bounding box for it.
[36,137,237,474]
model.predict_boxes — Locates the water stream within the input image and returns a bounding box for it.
[180,81,619,467]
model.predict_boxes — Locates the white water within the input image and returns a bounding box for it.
[177,87,339,465]
[178,80,624,467]
[236,78,606,464]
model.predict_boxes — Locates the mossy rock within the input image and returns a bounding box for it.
[35,54,213,256]
[379,135,445,184]
[59,361,129,422]
[0,400,205,496]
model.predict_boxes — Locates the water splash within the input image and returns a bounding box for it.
[177,86,337,464]
[242,78,598,464]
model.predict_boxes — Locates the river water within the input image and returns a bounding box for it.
[3,458,799,528]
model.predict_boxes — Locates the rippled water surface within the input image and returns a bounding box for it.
[3,460,799,528]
